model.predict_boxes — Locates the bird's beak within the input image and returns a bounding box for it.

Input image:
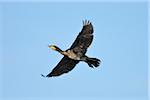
[48,45,56,50]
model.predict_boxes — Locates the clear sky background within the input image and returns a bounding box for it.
[0,2,148,100]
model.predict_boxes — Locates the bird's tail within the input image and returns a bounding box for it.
[86,57,101,68]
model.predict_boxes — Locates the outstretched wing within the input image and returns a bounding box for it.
[69,20,94,54]
[46,56,79,77]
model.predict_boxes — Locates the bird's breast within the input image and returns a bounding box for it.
[66,50,81,60]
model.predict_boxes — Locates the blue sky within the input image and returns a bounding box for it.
[0,2,148,100]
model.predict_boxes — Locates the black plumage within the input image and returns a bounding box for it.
[46,57,79,77]
[43,20,101,77]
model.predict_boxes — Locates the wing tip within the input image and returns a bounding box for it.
[46,73,54,77]
[41,74,53,78]
[83,19,92,26]
[45,73,61,78]
[41,74,45,77]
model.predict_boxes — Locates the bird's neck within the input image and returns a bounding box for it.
[55,47,63,53]
[54,46,69,56]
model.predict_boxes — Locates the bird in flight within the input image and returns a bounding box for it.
[42,20,101,77]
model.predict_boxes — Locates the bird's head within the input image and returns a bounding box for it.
[48,45,63,52]
[48,45,59,51]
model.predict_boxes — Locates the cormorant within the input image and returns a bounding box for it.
[43,20,101,77]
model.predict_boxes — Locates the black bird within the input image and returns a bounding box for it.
[43,20,101,77]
